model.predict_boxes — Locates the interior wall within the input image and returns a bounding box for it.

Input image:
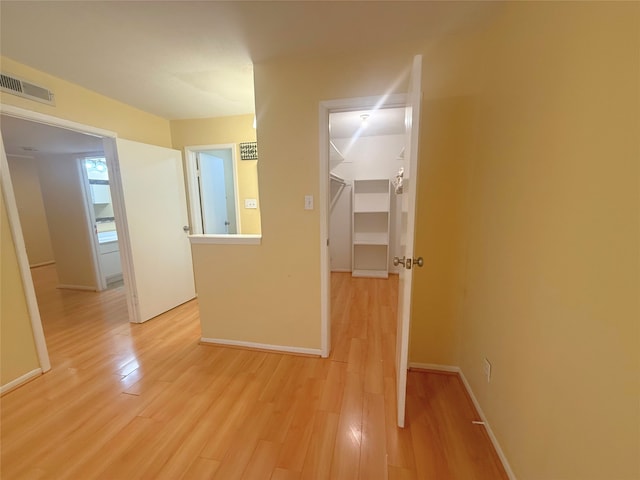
[6,155,55,266]
[454,4,640,478]
[0,57,173,388]
[0,191,40,386]
[170,114,261,234]
[37,154,96,289]
[0,57,172,147]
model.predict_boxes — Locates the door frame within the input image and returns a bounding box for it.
[0,104,141,373]
[318,93,407,358]
[184,143,241,235]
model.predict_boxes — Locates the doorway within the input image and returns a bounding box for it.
[184,144,241,235]
[2,114,116,293]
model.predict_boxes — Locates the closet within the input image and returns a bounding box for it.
[328,108,406,278]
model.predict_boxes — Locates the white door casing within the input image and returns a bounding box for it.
[113,138,196,323]
[396,55,423,428]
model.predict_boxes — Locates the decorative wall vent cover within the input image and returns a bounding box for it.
[0,73,55,105]
[240,142,258,160]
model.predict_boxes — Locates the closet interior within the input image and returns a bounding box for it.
[329,107,406,278]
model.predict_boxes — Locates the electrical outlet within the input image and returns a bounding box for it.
[483,358,492,383]
[244,198,257,209]
[304,195,314,210]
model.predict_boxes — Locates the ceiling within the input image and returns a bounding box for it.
[330,108,405,139]
[0,1,500,120]
[1,115,103,157]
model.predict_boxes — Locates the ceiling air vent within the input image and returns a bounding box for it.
[0,73,55,106]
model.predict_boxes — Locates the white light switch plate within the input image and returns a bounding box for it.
[304,195,314,210]
[244,198,258,209]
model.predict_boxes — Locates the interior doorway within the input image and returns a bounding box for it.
[1,114,119,293]
[184,143,241,235]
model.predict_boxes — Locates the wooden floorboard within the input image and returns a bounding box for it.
[1,266,508,479]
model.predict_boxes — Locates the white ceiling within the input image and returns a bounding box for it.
[0,1,501,120]
[1,115,103,157]
[330,108,405,139]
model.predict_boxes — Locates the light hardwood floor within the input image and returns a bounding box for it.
[1,266,507,479]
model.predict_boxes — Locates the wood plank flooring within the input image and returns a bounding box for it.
[1,266,507,479]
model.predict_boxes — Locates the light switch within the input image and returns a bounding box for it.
[304,195,314,210]
[244,198,258,209]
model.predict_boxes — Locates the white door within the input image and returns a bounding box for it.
[396,55,423,427]
[199,152,229,234]
[113,138,196,323]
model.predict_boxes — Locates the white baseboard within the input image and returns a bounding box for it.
[330,268,351,273]
[1,368,42,396]
[408,362,516,480]
[200,337,322,357]
[57,284,96,291]
[409,362,460,373]
[30,260,55,268]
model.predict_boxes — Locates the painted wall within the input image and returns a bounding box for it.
[452,4,640,478]
[193,50,412,349]
[0,58,173,387]
[0,57,172,148]
[6,155,55,266]
[170,114,261,234]
[0,191,40,386]
[38,154,96,289]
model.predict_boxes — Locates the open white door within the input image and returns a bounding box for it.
[395,55,423,427]
[111,139,196,323]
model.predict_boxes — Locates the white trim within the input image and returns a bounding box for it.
[56,284,96,291]
[409,362,460,373]
[458,370,517,480]
[184,143,241,235]
[0,104,116,138]
[330,268,352,273]
[77,156,107,291]
[0,368,42,396]
[319,93,408,361]
[29,260,55,268]
[188,234,261,245]
[103,138,139,324]
[0,136,51,373]
[409,362,516,480]
[200,337,322,357]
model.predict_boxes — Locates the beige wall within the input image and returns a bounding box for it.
[0,191,40,386]
[1,57,172,148]
[170,114,261,234]
[38,154,96,288]
[194,49,411,348]
[0,58,173,387]
[6,155,54,266]
[452,4,640,478]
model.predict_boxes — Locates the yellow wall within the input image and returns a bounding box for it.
[6,155,54,266]
[1,57,172,147]
[194,50,411,348]
[170,114,261,234]
[0,190,40,386]
[38,154,96,288]
[0,58,173,387]
[452,4,640,478]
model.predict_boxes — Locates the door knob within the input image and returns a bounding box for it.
[183,225,190,232]
[393,256,424,269]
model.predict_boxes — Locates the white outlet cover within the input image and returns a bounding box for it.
[244,198,257,209]
[304,195,314,210]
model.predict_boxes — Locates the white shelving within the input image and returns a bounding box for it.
[352,179,390,278]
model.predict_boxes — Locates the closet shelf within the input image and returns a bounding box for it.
[352,179,391,278]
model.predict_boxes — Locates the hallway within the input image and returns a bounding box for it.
[1,266,506,479]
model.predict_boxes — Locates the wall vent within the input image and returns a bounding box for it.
[0,73,55,106]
